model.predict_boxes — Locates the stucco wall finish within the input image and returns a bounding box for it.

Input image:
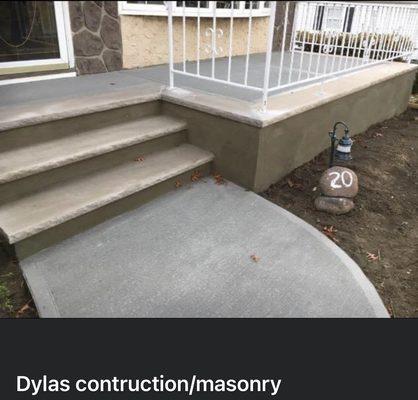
[120,16,270,69]
[162,67,416,192]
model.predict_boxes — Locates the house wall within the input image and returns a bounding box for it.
[68,1,123,74]
[294,3,418,59]
[120,15,270,69]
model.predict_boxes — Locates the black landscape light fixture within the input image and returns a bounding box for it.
[328,121,353,167]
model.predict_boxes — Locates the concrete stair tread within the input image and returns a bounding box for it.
[0,115,187,184]
[0,144,214,244]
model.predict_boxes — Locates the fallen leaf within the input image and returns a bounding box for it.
[323,226,339,243]
[250,254,260,263]
[323,225,337,235]
[366,252,379,262]
[191,170,202,182]
[213,172,225,185]
[16,300,35,317]
[287,178,303,189]
[174,180,182,188]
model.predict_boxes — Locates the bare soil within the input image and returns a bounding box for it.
[263,108,418,318]
[0,109,416,318]
[0,247,37,318]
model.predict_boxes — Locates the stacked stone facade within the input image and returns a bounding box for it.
[69,1,122,75]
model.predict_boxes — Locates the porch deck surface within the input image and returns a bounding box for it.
[0,51,363,107]
[21,180,388,318]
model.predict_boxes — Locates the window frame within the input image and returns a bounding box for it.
[118,1,272,17]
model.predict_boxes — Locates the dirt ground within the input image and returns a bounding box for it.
[0,108,416,318]
[0,247,37,318]
[263,108,418,318]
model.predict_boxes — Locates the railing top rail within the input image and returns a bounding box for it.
[298,1,418,10]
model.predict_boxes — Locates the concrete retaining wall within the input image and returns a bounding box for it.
[163,66,416,192]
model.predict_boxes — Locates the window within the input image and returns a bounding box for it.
[324,6,345,31]
[119,1,271,17]
[313,5,354,33]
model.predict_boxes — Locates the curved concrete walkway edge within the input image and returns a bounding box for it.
[21,180,389,318]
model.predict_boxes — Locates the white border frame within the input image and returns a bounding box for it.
[0,1,74,73]
[118,1,272,17]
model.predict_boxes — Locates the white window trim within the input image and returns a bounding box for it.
[118,1,271,17]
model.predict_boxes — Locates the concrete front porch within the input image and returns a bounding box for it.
[1,54,415,317]
[1,56,416,194]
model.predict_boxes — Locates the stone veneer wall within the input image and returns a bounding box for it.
[69,1,122,75]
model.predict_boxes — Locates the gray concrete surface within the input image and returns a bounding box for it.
[0,51,362,108]
[21,180,389,318]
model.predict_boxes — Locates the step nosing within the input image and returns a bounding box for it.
[0,118,188,184]
[0,89,163,132]
[6,150,214,243]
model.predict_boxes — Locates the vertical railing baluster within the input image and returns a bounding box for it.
[167,0,174,88]
[287,2,300,84]
[297,1,309,80]
[211,0,216,79]
[277,1,289,87]
[244,1,253,85]
[227,1,234,82]
[262,0,277,111]
[387,7,401,61]
[182,1,186,72]
[197,1,200,75]
[307,2,317,79]
[379,6,394,61]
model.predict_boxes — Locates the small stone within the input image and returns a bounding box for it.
[315,196,354,215]
[83,1,102,32]
[76,57,107,75]
[319,166,358,198]
[69,1,84,32]
[104,1,118,18]
[102,50,122,71]
[73,30,104,56]
[100,15,122,50]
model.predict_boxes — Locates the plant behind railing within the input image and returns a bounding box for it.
[295,30,414,61]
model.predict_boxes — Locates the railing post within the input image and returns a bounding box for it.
[167,1,174,89]
[262,1,277,112]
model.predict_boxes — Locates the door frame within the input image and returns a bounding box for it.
[0,1,74,76]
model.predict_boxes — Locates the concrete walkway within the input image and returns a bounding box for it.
[21,180,388,318]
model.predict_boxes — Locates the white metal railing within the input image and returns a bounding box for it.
[167,1,418,111]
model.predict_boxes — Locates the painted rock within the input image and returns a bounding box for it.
[315,196,354,215]
[319,166,358,198]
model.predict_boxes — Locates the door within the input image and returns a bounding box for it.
[0,1,73,77]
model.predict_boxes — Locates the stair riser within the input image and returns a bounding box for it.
[0,130,187,204]
[12,163,212,259]
[0,101,161,152]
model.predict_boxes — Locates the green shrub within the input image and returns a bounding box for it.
[0,282,13,314]
[295,30,413,61]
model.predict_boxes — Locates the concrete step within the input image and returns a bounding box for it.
[0,99,160,153]
[0,115,187,185]
[0,144,214,258]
